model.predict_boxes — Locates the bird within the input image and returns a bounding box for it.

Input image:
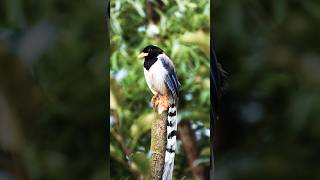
[138,45,181,180]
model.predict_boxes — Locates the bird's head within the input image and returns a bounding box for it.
[138,45,163,60]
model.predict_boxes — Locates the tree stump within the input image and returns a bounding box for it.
[150,96,168,179]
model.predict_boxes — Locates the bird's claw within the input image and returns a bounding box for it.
[151,93,160,107]
[156,95,170,114]
[151,93,170,114]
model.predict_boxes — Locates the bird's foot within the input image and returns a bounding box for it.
[151,93,160,107]
[157,94,170,114]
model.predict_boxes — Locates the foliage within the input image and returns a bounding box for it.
[110,0,210,179]
[213,0,320,179]
[0,0,107,179]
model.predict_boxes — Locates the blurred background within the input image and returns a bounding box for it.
[1,0,320,179]
[213,0,320,179]
[0,0,107,179]
[110,0,210,179]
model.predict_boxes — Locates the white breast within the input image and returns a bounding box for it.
[144,59,168,95]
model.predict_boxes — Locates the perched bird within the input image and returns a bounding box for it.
[138,45,181,180]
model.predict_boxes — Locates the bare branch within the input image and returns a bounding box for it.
[178,121,207,180]
[150,98,167,180]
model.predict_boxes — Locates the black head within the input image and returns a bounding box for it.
[138,45,163,60]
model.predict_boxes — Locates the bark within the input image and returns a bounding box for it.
[146,0,164,24]
[178,121,207,180]
[150,111,167,180]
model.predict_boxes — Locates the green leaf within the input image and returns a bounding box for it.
[130,112,155,148]
[200,147,210,156]
[131,152,150,176]
[180,30,210,56]
[127,0,145,17]
[192,157,210,167]
[110,144,124,163]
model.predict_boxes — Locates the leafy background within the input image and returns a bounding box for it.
[0,0,107,179]
[213,0,320,179]
[110,0,210,179]
[0,0,320,180]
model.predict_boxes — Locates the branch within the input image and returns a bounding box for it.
[146,0,164,24]
[178,121,207,180]
[150,97,167,180]
[112,111,132,157]
[111,110,140,179]
[0,46,40,180]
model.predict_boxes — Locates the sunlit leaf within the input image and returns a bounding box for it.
[130,112,155,148]
[110,89,118,110]
[110,144,124,163]
[192,157,210,167]
[180,30,210,56]
[200,147,210,156]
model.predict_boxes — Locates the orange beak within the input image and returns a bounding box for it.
[138,52,148,59]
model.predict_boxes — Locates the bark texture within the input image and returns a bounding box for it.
[151,110,167,180]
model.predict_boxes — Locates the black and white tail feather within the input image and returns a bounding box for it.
[162,96,178,180]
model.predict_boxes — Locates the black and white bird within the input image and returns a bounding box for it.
[138,45,181,180]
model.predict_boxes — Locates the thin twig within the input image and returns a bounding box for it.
[178,121,207,180]
[111,110,140,179]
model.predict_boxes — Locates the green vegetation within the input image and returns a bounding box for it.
[213,0,320,179]
[1,0,319,179]
[110,0,210,179]
[0,0,106,179]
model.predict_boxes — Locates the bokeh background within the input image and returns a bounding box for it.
[0,0,108,179]
[213,0,320,179]
[1,0,320,179]
[110,0,210,179]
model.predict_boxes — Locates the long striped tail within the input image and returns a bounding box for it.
[162,98,177,180]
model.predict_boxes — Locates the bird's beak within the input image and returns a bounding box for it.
[138,52,148,59]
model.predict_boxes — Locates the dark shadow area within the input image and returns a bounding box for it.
[213,0,320,179]
[0,0,108,179]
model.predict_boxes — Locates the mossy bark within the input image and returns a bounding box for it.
[150,111,167,180]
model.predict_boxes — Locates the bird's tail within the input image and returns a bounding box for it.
[162,97,177,180]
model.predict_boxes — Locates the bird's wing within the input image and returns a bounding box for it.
[158,54,181,98]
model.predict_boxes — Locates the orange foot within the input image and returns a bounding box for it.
[151,94,160,107]
[157,94,170,114]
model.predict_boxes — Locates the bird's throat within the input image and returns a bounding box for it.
[144,57,158,70]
